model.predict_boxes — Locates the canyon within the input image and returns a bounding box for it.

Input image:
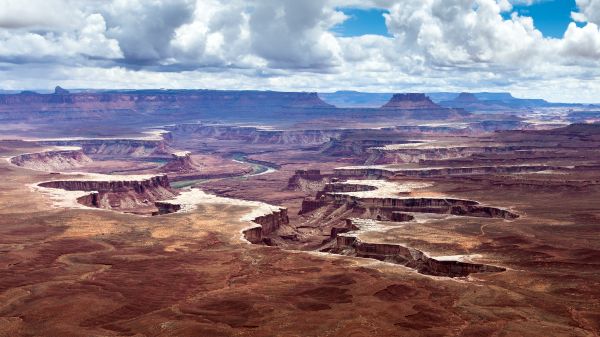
[0,89,599,337]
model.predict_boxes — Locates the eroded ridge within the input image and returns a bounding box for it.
[327,219,506,278]
[10,147,92,171]
[35,174,175,215]
[334,164,568,178]
[302,180,518,220]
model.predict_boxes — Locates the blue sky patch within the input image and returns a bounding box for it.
[332,8,391,37]
[505,0,579,38]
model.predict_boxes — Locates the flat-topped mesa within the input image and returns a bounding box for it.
[11,148,92,171]
[381,93,441,110]
[454,92,480,103]
[54,86,70,95]
[38,175,175,213]
[287,92,335,108]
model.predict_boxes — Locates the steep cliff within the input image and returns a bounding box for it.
[38,175,174,212]
[160,152,202,173]
[287,170,335,192]
[167,124,341,145]
[330,220,506,277]
[242,208,289,244]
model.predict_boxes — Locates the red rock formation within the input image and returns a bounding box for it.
[242,208,289,245]
[160,152,200,173]
[242,227,263,244]
[333,167,396,178]
[299,198,328,215]
[300,186,518,220]
[287,170,334,192]
[331,222,505,278]
[39,175,175,212]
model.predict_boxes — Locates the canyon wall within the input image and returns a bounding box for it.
[39,175,170,192]
[287,170,334,192]
[167,124,341,145]
[334,164,562,178]
[300,187,518,220]
[160,152,200,173]
[332,222,505,278]
[39,175,175,212]
[242,208,290,244]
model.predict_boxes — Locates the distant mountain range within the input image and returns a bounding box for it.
[319,90,585,110]
[0,87,471,130]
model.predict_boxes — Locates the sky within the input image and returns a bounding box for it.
[1,0,600,102]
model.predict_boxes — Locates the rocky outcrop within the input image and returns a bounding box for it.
[38,139,171,157]
[287,170,335,192]
[333,167,396,178]
[299,198,328,215]
[39,175,175,212]
[330,220,505,277]
[334,164,562,178]
[390,212,415,222]
[381,93,442,110]
[301,189,518,220]
[242,227,264,244]
[160,152,200,173]
[152,202,182,216]
[242,208,289,245]
[54,86,70,95]
[321,139,396,157]
[253,208,289,234]
[337,236,505,277]
[366,145,540,165]
[10,149,92,171]
[316,182,377,198]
